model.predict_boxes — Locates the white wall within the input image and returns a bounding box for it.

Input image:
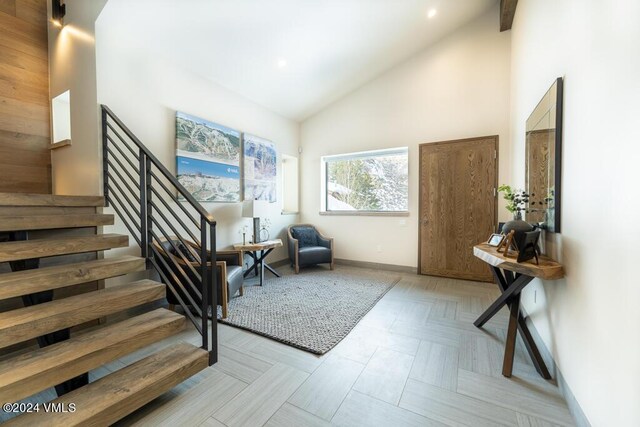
[299,5,511,268]
[95,3,300,259]
[48,0,108,195]
[511,1,640,426]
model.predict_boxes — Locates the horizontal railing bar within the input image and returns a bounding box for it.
[106,163,142,211]
[149,189,200,244]
[106,121,140,161]
[106,183,142,232]
[148,221,203,283]
[106,136,140,173]
[149,198,201,249]
[106,148,140,190]
[106,178,141,217]
[149,171,201,229]
[148,253,203,334]
[106,192,142,247]
[102,105,215,225]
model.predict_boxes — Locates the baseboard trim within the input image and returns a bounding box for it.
[523,313,592,427]
[335,258,417,274]
[270,258,290,268]
[263,258,417,275]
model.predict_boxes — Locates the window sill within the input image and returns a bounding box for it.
[49,139,71,150]
[319,211,410,217]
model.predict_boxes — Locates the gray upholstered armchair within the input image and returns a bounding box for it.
[154,238,243,319]
[287,224,334,273]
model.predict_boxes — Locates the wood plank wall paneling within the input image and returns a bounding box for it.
[0,0,51,194]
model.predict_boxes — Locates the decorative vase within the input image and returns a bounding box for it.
[503,212,533,251]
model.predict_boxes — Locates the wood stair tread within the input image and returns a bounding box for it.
[0,255,145,301]
[0,214,114,232]
[0,233,128,263]
[0,308,186,403]
[0,280,166,349]
[0,193,104,207]
[4,343,209,427]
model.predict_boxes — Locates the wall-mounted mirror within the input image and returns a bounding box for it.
[525,77,563,233]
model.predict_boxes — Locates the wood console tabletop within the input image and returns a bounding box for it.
[473,242,564,379]
[233,239,283,252]
[473,243,564,280]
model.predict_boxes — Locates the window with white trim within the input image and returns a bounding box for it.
[321,147,408,214]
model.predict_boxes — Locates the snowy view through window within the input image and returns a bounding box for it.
[326,148,408,212]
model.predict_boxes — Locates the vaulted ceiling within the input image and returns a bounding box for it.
[99,0,497,121]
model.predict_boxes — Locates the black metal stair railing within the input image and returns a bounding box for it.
[100,105,217,365]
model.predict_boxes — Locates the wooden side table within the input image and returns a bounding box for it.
[233,239,283,286]
[473,243,564,379]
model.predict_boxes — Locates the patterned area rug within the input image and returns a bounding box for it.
[218,269,400,354]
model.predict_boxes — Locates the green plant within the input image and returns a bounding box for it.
[497,184,529,215]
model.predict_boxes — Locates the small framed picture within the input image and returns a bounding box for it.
[487,233,505,247]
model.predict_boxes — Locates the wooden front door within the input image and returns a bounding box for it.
[418,136,498,282]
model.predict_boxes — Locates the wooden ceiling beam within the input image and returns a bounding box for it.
[500,0,518,32]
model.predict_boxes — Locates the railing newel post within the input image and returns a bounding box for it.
[209,221,217,365]
[139,149,148,260]
[200,217,209,354]
[101,107,109,207]
[146,156,153,265]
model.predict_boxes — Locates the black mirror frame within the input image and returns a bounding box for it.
[526,77,563,233]
[554,77,564,233]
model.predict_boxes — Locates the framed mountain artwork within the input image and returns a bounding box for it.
[175,112,241,202]
[243,133,277,202]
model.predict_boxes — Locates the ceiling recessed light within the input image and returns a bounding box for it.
[427,9,437,19]
[277,58,287,69]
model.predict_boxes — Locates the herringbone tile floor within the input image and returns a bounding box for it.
[113,265,574,427]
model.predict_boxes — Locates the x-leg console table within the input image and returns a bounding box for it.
[473,243,564,379]
[234,239,283,286]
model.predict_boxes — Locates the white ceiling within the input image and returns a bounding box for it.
[99,0,497,121]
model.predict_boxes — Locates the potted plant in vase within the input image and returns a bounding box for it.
[498,184,534,250]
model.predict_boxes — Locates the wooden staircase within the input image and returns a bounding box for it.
[0,192,209,425]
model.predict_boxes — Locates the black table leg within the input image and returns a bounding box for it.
[264,263,280,277]
[503,292,521,377]
[242,248,279,285]
[259,250,265,286]
[474,271,533,328]
[243,252,259,278]
[477,265,551,379]
[499,270,551,379]
[8,232,89,396]
[253,251,259,277]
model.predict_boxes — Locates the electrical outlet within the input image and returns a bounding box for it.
[376,244,382,252]
[399,219,407,227]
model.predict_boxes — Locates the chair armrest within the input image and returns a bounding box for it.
[287,227,299,261]
[315,228,333,250]
[317,235,332,249]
